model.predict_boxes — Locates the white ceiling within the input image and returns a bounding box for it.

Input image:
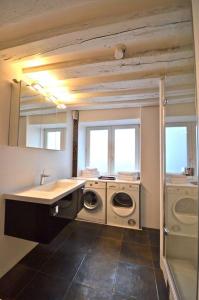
[0,0,195,111]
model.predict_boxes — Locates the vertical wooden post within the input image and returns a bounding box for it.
[72,110,79,177]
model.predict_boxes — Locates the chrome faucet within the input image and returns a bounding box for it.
[40,170,50,185]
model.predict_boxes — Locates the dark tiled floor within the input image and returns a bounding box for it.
[0,221,168,300]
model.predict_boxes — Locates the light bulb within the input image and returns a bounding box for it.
[57,103,67,109]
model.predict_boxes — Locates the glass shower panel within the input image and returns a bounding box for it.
[164,72,198,299]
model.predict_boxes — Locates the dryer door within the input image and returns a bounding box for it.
[82,190,101,211]
[112,192,136,217]
[173,197,197,224]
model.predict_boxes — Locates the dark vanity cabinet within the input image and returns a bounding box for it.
[50,187,84,220]
[4,187,84,244]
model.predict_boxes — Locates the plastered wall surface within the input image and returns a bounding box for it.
[79,106,160,229]
[0,61,73,278]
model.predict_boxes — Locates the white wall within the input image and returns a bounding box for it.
[0,61,73,278]
[79,106,160,229]
[79,107,141,122]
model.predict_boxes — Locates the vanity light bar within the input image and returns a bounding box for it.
[46,95,57,102]
[31,82,48,97]
[30,82,67,110]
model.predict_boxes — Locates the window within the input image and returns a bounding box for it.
[114,127,136,173]
[88,128,109,174]
[44,128,66,150]
[86,125,140,174]
[165,123,196,174]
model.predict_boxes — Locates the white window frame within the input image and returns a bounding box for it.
[86,125,140,175]
[43,128,66,150]
[165,122,196,174]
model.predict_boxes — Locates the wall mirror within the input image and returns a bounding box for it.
[163,71,198,300]
[9,81,67,150]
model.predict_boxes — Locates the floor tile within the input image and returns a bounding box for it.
[64,282,136,300]
[56,230,97,256]
[143,227,159,232]
[74,253,118,292]
[151,246,160,268]
[0,222,166,300]
[115,262,158,300]
[91,236,122,260]
[69,220,103,236]
[120,242,153,267]
[19,244,53,271]
[100,225,124,241]
[16,272,68,300]
[40,251,85,281]
[46,224,73,252]
[149,232,160,247]
[64,282,112,300]
[123,229,150,246]
[145,228,160,247]
[154,269,169,300]
[112,292,136,300]
[0,264,36,300]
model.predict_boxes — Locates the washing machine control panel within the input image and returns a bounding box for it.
[85,181,106,189]
[107,182,139,191]
[166,186,198,197]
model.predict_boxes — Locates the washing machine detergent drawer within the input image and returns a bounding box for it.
[85,181,106,188]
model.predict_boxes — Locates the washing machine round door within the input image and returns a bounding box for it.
[172,197,197,224]
[82,191,101,211]
[111,192,136,217]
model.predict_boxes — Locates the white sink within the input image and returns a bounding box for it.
[4,179,85,205]
[35,179,75,192]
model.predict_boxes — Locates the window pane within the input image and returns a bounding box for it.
[46,131,61,150]
[89,129,108,174]
[166,126,187,173]
[114,128,136,173]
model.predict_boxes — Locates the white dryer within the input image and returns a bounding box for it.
[107,181,140,230]
[77,180,106,224]
[165,184,198,237]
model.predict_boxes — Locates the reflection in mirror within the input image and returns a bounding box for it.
[164,72,198,300]
[15,81,67,150]
[165,82,197,177]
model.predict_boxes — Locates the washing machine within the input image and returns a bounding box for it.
[107,181,141,230]
[76,180,106,224]
[165,184,198,237]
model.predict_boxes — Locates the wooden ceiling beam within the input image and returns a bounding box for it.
[66,73,194,92]
[20,89,195,107]
[72,84,193,99]
[22,21,192,72]
[60,67,193,89]
[0,7,191,62]
[29,54,193,82]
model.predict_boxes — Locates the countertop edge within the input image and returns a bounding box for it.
[3,181,85,205]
